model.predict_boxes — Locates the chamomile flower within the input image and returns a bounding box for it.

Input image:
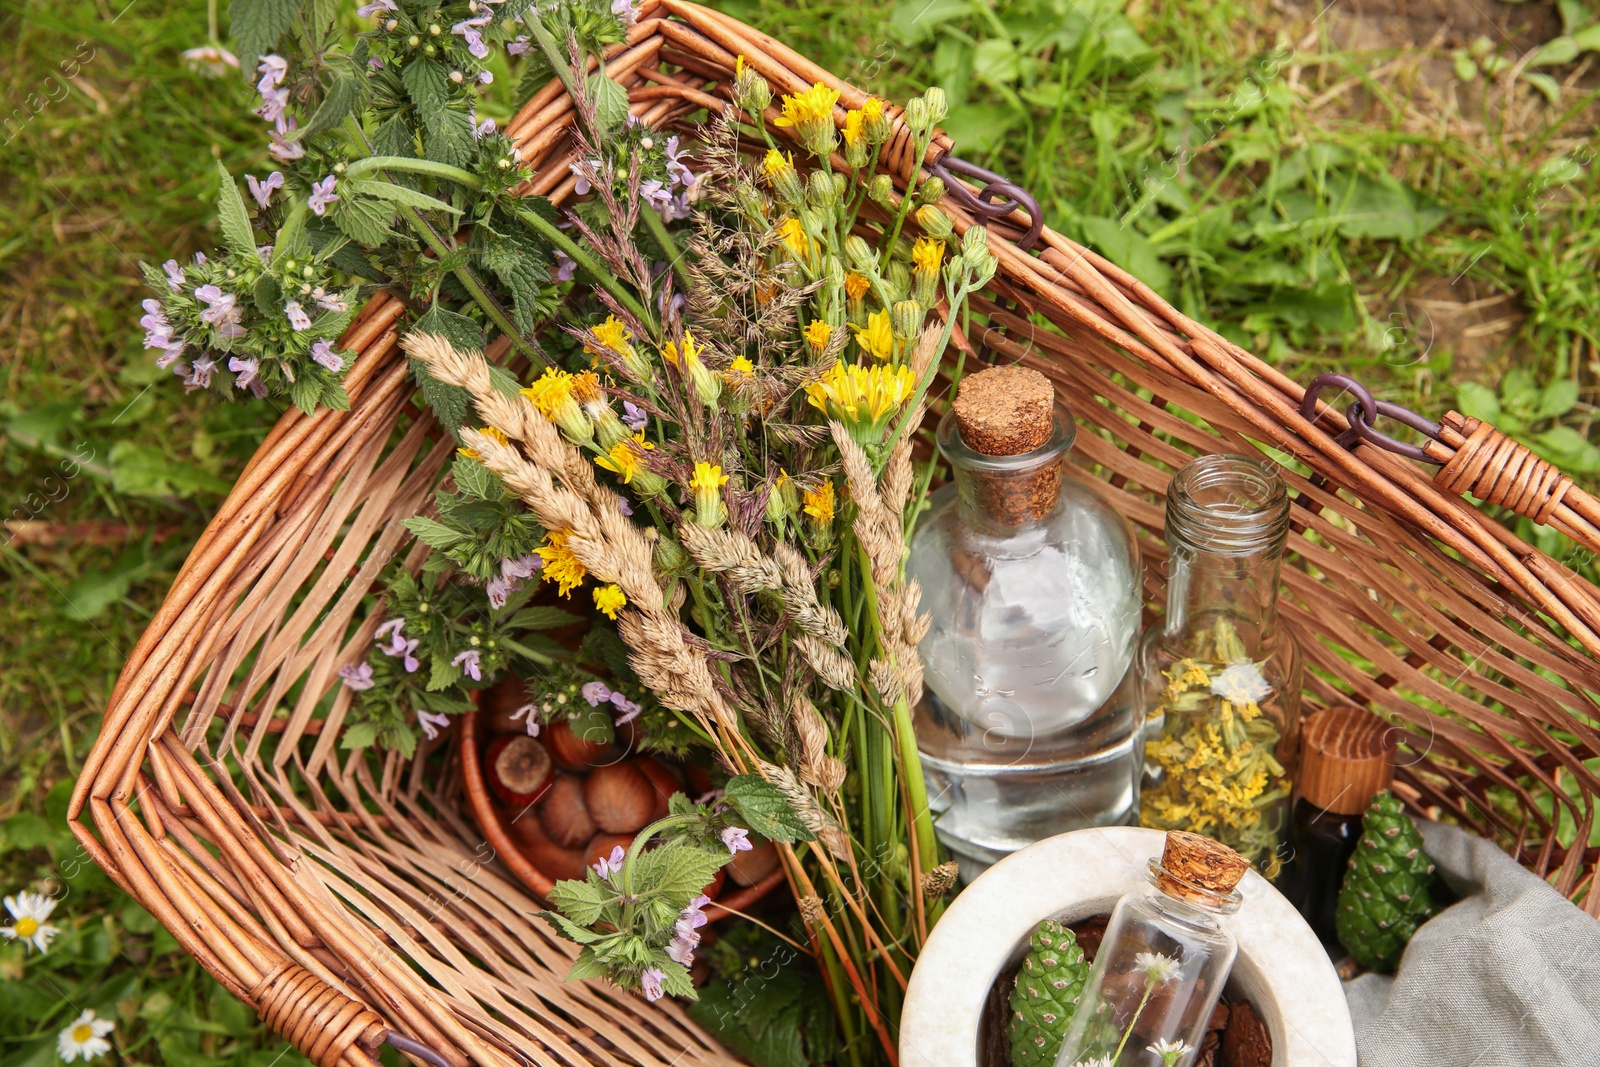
[1147,1037,1192,1066]
[57,1010,114,1063]
[1210,661,1272,707]
[1134,950,1182,985]
[2,891,59,953]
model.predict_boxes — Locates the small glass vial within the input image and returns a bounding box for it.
[1277,706,1394,946]
[907,366,1143,880]
[1053,831,1248,1067]
[1137,455,1302,878]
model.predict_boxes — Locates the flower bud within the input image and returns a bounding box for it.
[806,168,839,208]
[891,300,925,342]
[735,181,768,222]
[922,87,948,125]
[654,533,689,575]
[766,470,798,526]
[885,260,911,302]
[733,56,772,117]
[916,175,946,205]
[916,204,955,240]
[843,135,868,169]
[904,97,930,132]
[863,99,891,145]
[845,236,877,272]
[867,173,895,205]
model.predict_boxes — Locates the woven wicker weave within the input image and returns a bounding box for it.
[72,3,1600,1066]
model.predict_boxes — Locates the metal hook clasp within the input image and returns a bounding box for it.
[929,154,1045,253]
[1299,373,1444,464]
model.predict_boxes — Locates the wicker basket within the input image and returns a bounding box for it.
[71,3,1600,1066]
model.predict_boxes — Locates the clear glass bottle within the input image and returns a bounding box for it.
[1137,455,1302,878]
[907,366,1143,881]
[1053,832,1247,1067]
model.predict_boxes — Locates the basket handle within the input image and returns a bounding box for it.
[1301,373,1600,555]
[252,962,454,1067]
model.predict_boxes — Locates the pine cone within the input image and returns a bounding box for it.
[1008,919,1089,1067]
[1335,793,1437,973]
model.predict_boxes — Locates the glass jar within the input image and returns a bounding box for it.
[907,370,1143,881]
[1052,833,1246,1067]
[1137,454,1302,878]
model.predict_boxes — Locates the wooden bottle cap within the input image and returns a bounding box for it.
[1158,831,1249,902]
[952,366,1055,456]
[1297,706,1395,816]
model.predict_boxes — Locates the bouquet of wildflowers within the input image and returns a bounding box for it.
[140,0,997,1058]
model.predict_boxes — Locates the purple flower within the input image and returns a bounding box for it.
[612,0,638,27]
[140,299,172,341]
[155,345,186,370]
[661,192,693,223]
[375,617,404,640]
[227,356,260,390]
[620,401,647,432]
[485,576,512,609]
[255,87,289,128]
[256,54,287,93]
[570,158,604,195]
[477,70,493,85]
[665,936,695,965]
[269,118,305,161]
[552,250,576,283]
[453,20,490,58]
[509,703,540,737]
[368,56,384,70]
[502,553,541,581]
[183,356,216,390]
[338,662,375,690]
[285,300,311,331]
[162,259,185,291]
[356,0,396,15]
[610,692,642,725]
[618,498,633,517]
[676,894,710,939]
[593,844,626,878]
[379,631,420,672]
[473,115,497,140]
[507,35,531,55]
[194,251,207,265]
[308,175,339,216]
[417,711,452,740]
[694,787,723,806]
[582,681,612,707]
[310,340,344,372]
[246,171,284,208]
[664,136,695,187]
[721,826,753,854]
[258,245,273,263]
[314,289,347,312]
[452,649,482,681]
[639,967,665,1002]
[638,179,672,210]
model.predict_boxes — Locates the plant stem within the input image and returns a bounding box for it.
[524,16,581,105]
[1112,983,1157,1063]
[640,204,693,291]
[512,206,654,326]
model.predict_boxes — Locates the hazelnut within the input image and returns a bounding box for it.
[584,763,656,834]
[583,831,636,872]
[726,839,782,887]
[545,718,613,770]
[511,811,589,882]
[632,757,682,820]
[485,735,552,807]
[537,775,597,848]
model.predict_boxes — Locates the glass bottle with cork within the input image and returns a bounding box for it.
[907,365,1144,880]
[1137,454,1302,878]
[1276,705,1395,946]
[1052,831,1249,1067]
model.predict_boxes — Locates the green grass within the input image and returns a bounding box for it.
[2,0,1597,1061]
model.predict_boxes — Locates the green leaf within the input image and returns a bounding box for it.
[274,199,314,265]
[723,775,815,843]
[407,308,483,440]
[253,272,284,315]
[231,0,303,72]
[505,606,582,630]
[297,73,368,140]
[1535,379,1579,420]
[538,908,608,944]
[340,721,380,749]
[564,948,611,982]
[889,0,969,44]
[361,180,463,215]
[215,160,257,259]
[548,876,611,926]
[1533,426,1600,473]
[1520,71,1561,104]
[1574,21,1600,51]
[1529,35,1581,66]
[1455,381,1501,425]
[330,188,395,247]
[588,71,631,133]
[109,441,230,498]
[630,843,729,904]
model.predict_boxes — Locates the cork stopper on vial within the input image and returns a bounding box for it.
[950,366,1064,525]
[1298,706,1395,816]
[1157,830,1250,905]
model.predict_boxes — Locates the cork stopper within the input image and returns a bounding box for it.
[1297,706,1395,816]
[952,366,1055,456]
[1156,831,1249,904]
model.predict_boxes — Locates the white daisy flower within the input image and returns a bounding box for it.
[1134,950,1182,985]
[1209,660,1271,706]
[57,1009,114,1063]
[1066,1057,1113,1067]
[1148,1036,1192,1066]
[2,891,60,953]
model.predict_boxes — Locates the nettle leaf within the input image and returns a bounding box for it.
[505,606,582,631]
[362,180,462,216]
[289,374,323,415]
[298,73,368,141]
[329,185,395,247]
[549,876,610,926]
[538,908,607,945]
[405,516,468,552]
[253,273,284,316]
[631,843,728,905]
[231,0,303,72]
[340,720,380,750]
[215,161,258,259]
[564,949,610,982]
[587,71,631,133]
[274,199,314,265]
[656,961,697,1000]
[723,775,815,843]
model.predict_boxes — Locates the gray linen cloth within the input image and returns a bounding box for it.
[1342,820,1600,1066]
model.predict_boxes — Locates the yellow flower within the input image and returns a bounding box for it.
[802,480,834,525]
[690,461,728,495]
[735,55,747,80]
[773,82,840,129]
[804,320,832,352]
[777,218,817,265]
[593,584,627,620]
[690,461,730,527]
[662,331,705,368]
[457,425,508,460]
[762,148,795,181]
[843,271,871,302]
[522,368,593,444]
[860,96,883,122]
[724,355,755,385]
[594,432,655,484]
[851,307,896,361]
[911,236,945,275]
[805,360,916,433]
[591,315,633,354]
[537,529,587,597]
[841,109,865,146]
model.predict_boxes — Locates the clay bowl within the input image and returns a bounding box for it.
[459,708,786,920]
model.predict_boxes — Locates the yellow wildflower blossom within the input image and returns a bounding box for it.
[690,461,730,528]
[773,82,839,129]
[457,425,508,460]
[593,584,627,620]
[762,148,795,181]
[841,108,865,146]
[521,367,574,416]
[777,218,817,265]
[802,480,835,525]
[594,432,655,484]
[662,331,705,368]
[911,236,945,275]
[843,271,871,302]
[724,355,755,385]
[860,96,883,122]
[690,461,728,494]
[537,529,587,597]
[851,308,896,361]
[591,315,633,355]
[804,320,832,352]
[805,360,916,431]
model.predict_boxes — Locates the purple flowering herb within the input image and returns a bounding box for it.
[569,157,604,196]
[452,18,491,58]
[256,54,287,92]
[285,300,311,331]
[194,251,207,264]
[227,356,260,390]
[485,575,511,609]
[621,400,647,432]
[509,703,541,737]
[355,0,397,15]
[618,498,633,517]
[417,711,452,740]
[638,179,672,210]
[694,787,724,806]
[451,648,482,681]
[639,968,665,1002]
[502,552,542,581]
[721,826,753,855]
[552,249,577,283]
[593,844,626,879]
[162,259,185,291]
[258,245,273,263]
[369,56,384,70]
[314,289,347,312]
[612,0,639,27]
[473,115,497,140]
[478,70,493,85]
[183,356,216,391]
[245,171,284,208]
[507,35,531,55]
[379,631,420,672]
[610,691,642,725]
[255,87,289,128]
[269,117,305,161]
[310,340,344,372]
[665,937,695,965]
[581,680,612,707]
[338,662,375,690]
[375,617,404,640]
[308,175,339,216]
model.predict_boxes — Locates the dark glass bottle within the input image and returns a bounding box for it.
[1277,706,1395,946]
